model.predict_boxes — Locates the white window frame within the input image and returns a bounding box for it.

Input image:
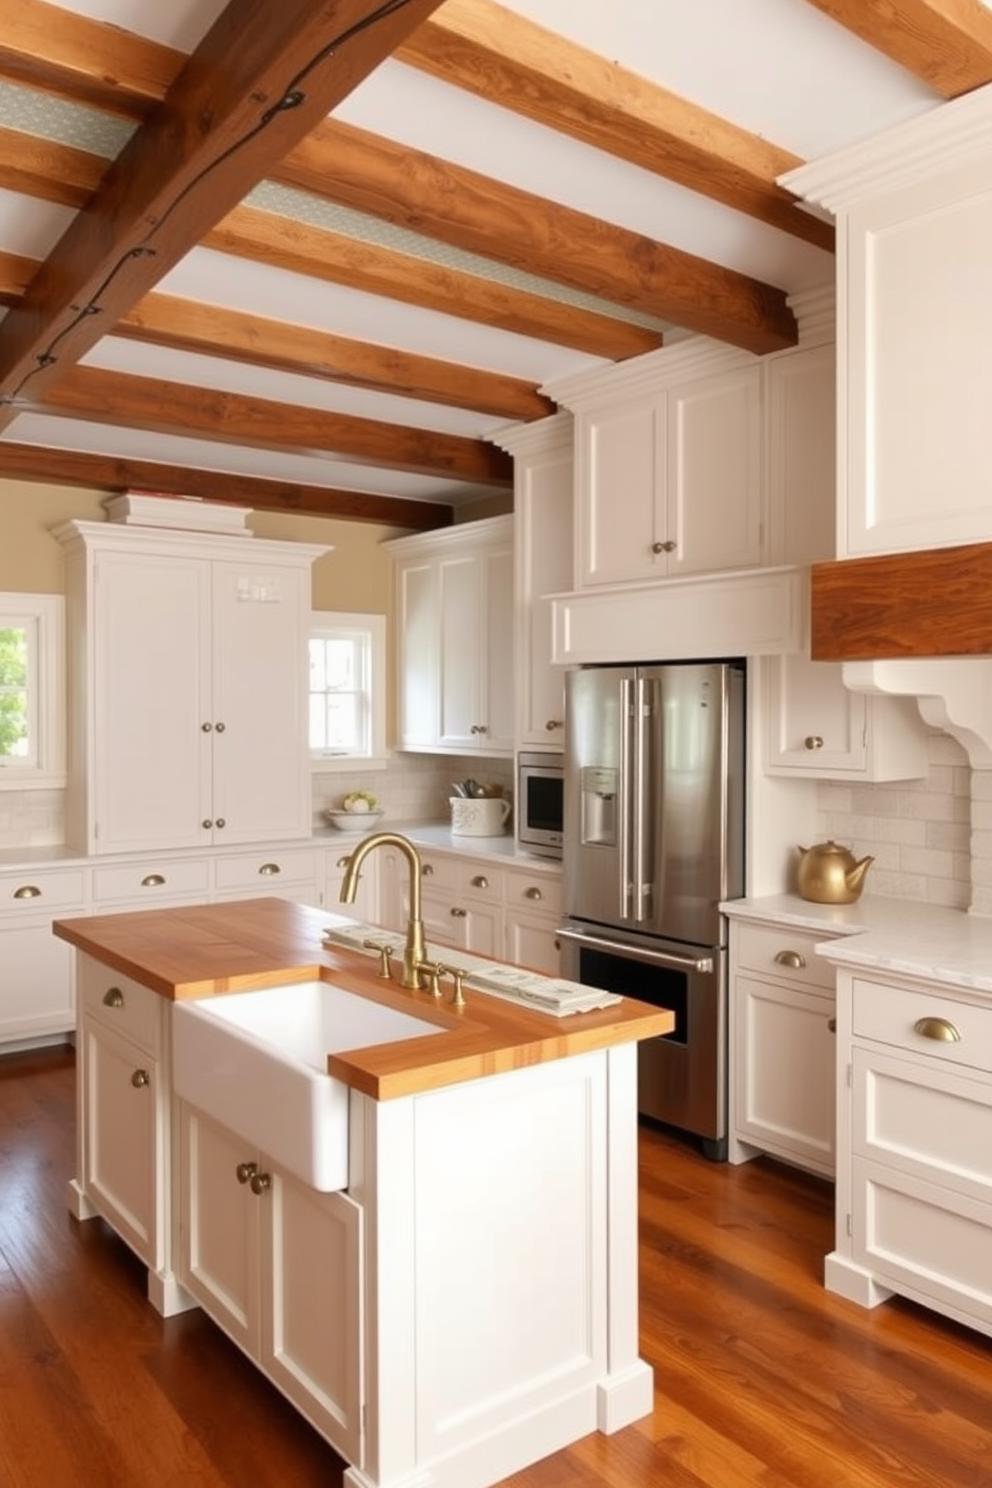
[309,610,388,773]
[0,593,66,790]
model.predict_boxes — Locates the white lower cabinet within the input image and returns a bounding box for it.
[729,918,840,1177]
[503,866,562,975]
[826,964,992,1338]
[420,853,504,958]
[70,956,184,1312]
[178,1103,363,1464]
[0,867,86,1045]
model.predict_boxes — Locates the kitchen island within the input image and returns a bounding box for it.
[54,895,672,1488]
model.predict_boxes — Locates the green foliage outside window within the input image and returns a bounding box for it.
[0,625,29,761]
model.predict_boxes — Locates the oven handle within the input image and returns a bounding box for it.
[556,924,714,975]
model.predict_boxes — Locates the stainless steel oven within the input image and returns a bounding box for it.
[516,751,564,859]
[557,920,727,1160]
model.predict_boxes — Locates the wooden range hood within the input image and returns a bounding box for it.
[811,543,992,767]
[811,542,992,660]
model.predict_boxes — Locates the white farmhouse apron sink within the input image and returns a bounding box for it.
[172,979,442,1191]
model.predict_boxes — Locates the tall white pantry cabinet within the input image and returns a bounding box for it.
[56,520,328,856]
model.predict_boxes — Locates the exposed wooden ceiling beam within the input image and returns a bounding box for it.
[802,0,992,98]
[0,0,447,416]
[34,366,515,487]
[397,0,834,252]
[0,250,37,305]
[118,294,555,422]
[277,120,798,354]
[0,438,454,528]
[0,0,181,117]
[206,205,664,361]
[0,124,103,206]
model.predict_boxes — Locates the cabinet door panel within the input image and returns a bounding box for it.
[764,654,868,773]
[578,401,664,586]
[211,561,310,844]
[263,1177,363,1464]
[438,553,483,749]
[505,910,561,976]
[515,437,573,744]
[82,1019,159,1263]
[668,367,763,576]
[734,975,835,1175]
[483,544,514,752]
[395,560,438,748]
[93,553,211,852]
[180,1107,258,1352]
[0,922,75,1042]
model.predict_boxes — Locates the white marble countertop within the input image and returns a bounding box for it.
[722,892,992,994]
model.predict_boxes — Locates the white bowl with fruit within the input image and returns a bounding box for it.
[323,791,383,833]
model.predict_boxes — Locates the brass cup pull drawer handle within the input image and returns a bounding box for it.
[130,1069,150,1089]
[141,873,166,888]
[258,862,281,876]
[13,884,42,899]
[103,986,125,1009]
[422,863,434,876]
[524,886,544,901]
[914,1016,961,1043]
[774,949,806,970]
[471,875,489,889]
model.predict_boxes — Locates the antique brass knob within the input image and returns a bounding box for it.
[235,1161,258,1185]
[545,719,563,731]
[215,818,226,829]
[450,906,467,918]
[804,735,824,751]
[249,1170,272,1196]
[130,1069,150,1089]
[525,886,544,901]
[471,875,489,889]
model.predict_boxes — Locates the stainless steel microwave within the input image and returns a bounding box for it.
[516,751,564,859]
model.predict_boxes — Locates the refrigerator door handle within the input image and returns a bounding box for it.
[619,675,634,922]
[556,924,715,975]
[632,674,647,922]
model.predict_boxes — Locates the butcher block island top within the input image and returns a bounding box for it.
[53,895,673,1100]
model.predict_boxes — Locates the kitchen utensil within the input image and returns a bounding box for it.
[796,841,874,904]
[451,782,468,797]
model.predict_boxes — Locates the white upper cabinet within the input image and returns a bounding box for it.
[550,342,763,590]
[56,519,327,855]
[494,413,574,749]
[764,330,837,568]
[762,653,929,781]
[785,88,992,558]
[385,516,514,758]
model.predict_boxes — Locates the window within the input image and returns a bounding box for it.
[0,593,65,789]
[309,612,387,771]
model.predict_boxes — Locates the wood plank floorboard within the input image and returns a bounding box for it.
[2,1046,992,1488]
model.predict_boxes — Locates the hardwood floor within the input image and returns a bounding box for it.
[3,1045,992,1488]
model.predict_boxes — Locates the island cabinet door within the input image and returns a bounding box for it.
[179,1104,259,1356]
[80,1018,161,1267]
[261,1176,364,1467]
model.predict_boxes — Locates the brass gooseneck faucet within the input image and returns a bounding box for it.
[339,831,427,990]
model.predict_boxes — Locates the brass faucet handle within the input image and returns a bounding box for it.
[442,966,467,1009]
[414,959,445,998]
[363,939,395,979]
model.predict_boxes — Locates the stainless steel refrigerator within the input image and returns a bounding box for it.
[558,660,746,1158]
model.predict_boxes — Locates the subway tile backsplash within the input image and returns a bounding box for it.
[312,754,515,831]
[817,730,974,912]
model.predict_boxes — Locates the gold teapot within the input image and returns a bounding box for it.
[796,841,874,905]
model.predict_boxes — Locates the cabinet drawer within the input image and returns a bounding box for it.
[853,978,992,1074]
[733,921,837,991]
[215,848,319,892]
[504,869,562,919]
[420,854,504,904]
[91,857,210,906]
[79,956,163,1054]
[0,867,87,916]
